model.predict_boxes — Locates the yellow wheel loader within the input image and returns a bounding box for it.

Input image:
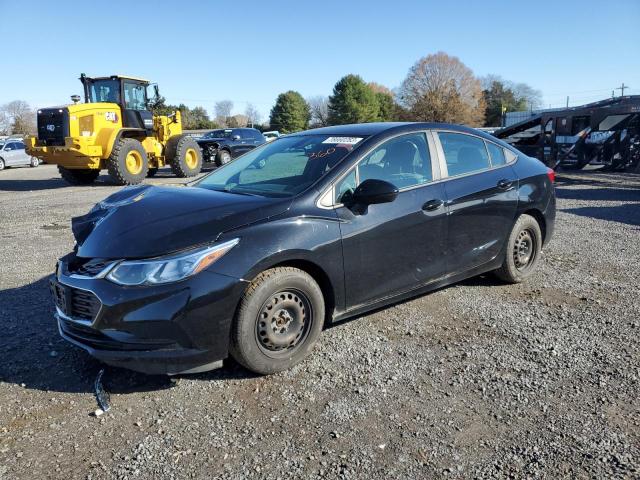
[25,74,202,185]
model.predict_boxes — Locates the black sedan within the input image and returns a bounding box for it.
[51,123,556,375]
[196,128,266,166]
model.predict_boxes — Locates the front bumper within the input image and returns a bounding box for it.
[51,261,247,375]
[197,143,218,162]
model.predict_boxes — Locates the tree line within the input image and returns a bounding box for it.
[1,51,542,136]
[269,52,542,133]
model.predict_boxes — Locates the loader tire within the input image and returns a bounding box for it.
[167,135,202,178]
[107,138,148,185]
[58,166,100,185]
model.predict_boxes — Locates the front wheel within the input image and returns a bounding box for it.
[107,138,149,185]
[230,267,325,374]
[494,214,543,283]
[167,135,202,178]
[215,149,232,167]
[0,159,4,170]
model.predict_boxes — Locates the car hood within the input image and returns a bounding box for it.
[72,184,289,259]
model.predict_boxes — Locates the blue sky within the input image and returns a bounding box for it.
[1,0,638,119]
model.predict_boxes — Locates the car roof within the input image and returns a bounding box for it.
[289,122,486,138]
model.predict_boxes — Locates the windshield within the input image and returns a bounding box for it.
[195,134,365,198]
[203,129,234,139]
[88,79,120,103]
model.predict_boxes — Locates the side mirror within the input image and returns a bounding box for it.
[232,135,241,141]
[4,147,11,151]
[348,179,398,206]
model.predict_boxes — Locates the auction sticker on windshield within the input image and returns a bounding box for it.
[322,137,363,145]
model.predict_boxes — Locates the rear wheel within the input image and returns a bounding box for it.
[494,214,543,283]
[230,267,325,374]
[167,135,202,177]
[58,166,100,185]
[30,157,39,167]
[215,149,232,167]
[107,138,148,185]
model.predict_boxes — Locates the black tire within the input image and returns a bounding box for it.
[147,168,158,177]
[167,135,202,178]
[107,138,148,185]
[494,214,543,283]
[30,157,39,168]
[230,267,325,375]
[0,159,4,170]
[58,166,100,185]
[215,149,232,167]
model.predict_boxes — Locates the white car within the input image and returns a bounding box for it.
[0,140,39,170]
[262,131,280,142]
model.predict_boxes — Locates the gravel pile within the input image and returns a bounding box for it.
[0,165,638,479]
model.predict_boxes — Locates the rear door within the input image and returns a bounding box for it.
[434,131,518,275]
[334,131,448,308]
[3,142,22,166]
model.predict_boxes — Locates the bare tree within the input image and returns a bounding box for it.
[480,75,543,111]
[511,82,543,110]
[399,52,485,126]
[214,100,234,126]
[227,114,249,128]
[307,95,329,127]
[244,103,261,127]
[1,100,36,135]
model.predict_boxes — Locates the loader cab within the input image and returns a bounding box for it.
[80,74,155,133]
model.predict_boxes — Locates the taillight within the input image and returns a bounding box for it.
[546,168,555,183]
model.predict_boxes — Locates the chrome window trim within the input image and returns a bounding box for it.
[316,130,441,209]
[316,129,520,210]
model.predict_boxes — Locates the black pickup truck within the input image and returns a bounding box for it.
[196,128,266,166]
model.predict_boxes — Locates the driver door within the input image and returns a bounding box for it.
[334,132,448,309]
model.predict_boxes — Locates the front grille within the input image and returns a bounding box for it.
[37,108,69,146]
[50,279,101,321]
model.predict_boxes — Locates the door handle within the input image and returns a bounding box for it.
[497,179,513,190]
[422,199,444,211]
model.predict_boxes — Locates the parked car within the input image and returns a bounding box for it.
[0,140,39,170]
[197,128,266,166]
[50,122,556,376]
[262,130,280,142]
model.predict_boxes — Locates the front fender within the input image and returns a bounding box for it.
[209,215,346,314]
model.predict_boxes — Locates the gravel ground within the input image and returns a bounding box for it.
[0,164,638,479]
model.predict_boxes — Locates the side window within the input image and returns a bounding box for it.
[485,141,506,166]
[335,169,357,203]
[123,82,147,111]
[438,132,490,176]
[358,132,432,189]
[15,142,26,150]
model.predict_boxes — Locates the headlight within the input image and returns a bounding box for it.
[106,238,239,286]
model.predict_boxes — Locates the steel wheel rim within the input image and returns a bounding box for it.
[255,289,312,358]
[125,150,143,175]
[221,151,231,163]
[185,148,198,169]
[513,228,536,270]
